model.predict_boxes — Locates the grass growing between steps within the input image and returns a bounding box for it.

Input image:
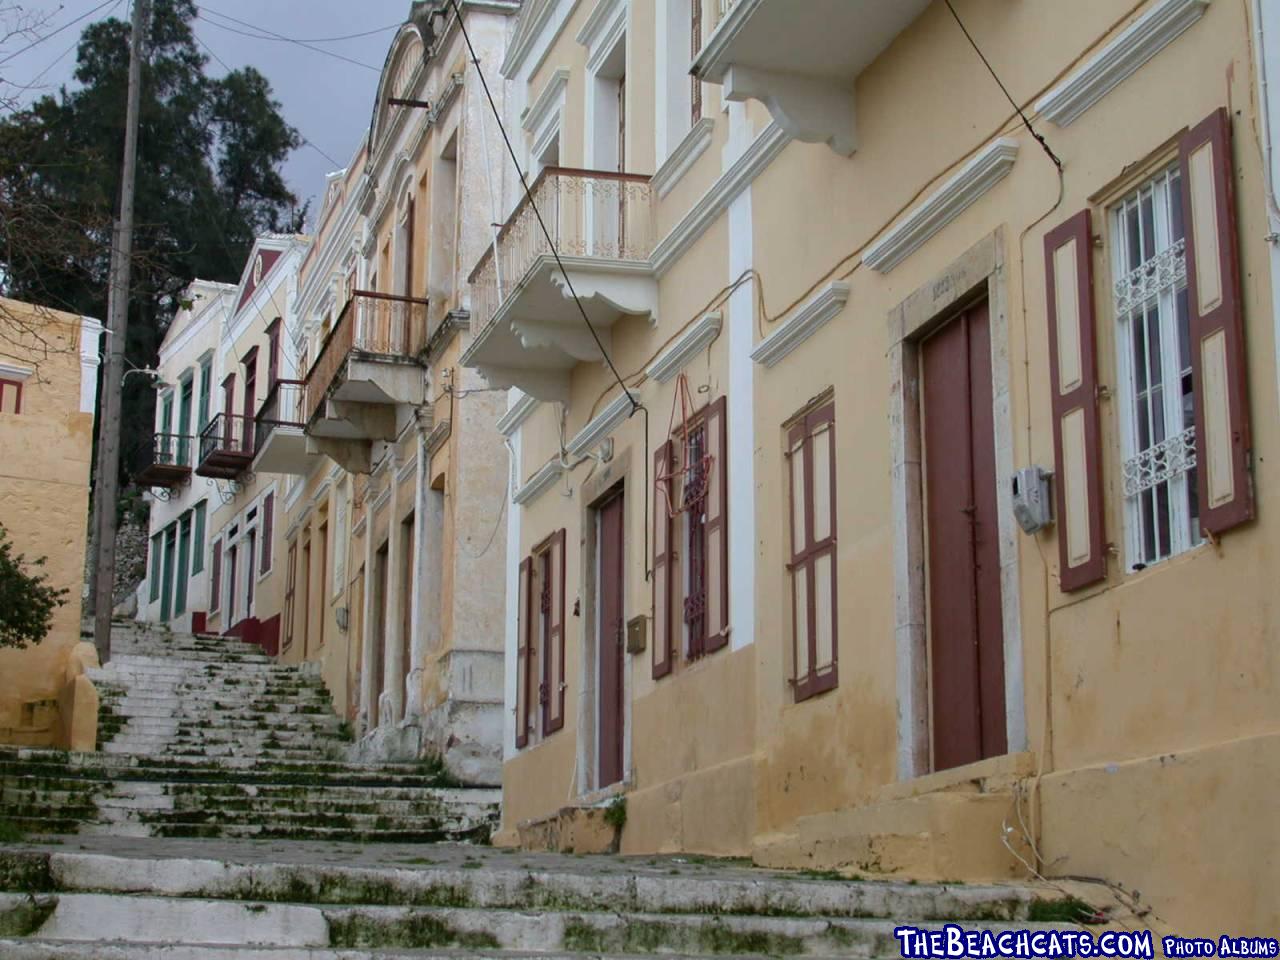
[0,821,24,844]
[0,853,54,893]
[1028,896,1099,924]
[562,916,810,956]
[327,913,500,950]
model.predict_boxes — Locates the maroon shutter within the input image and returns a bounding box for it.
[1180,108,1252,535]
[1045,210,1106,591]
[545,529,567,734]
[791,402,839,701]
[704,396,730,653]
[652,442,675,679]
[209,538,222,613]
[260,494,274,575]
[516,556,533,748]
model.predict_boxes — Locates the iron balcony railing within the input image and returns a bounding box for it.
[255,379,306,454]
[467,166,655,339]
[197,412,255,478]
[304,291,430,424]
[133,432,194,487]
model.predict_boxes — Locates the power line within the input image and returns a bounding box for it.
[943,0,1062,170]
[446,0,638,414]
[196,6,380,73]
[0,0,120,67]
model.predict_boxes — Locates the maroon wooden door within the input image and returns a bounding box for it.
[598,493,625,787]
[242,358,256,452]
[372,544,389,722]
[921,300,1007,772]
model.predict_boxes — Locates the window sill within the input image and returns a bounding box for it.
[653,118,715,200]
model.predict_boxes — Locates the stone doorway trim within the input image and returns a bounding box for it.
[887,227,1027,780]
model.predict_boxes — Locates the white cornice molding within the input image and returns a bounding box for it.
[647,312,722,383]
[751,282,849,368]
[0,362,32,380]
[522,67,570,133]
[577,0,626,73]
[79,316,103,415]
[1035,0,1210,127]
[513,458,564,504]
[863,138,1019,273]
[497,391,540,436]
[653,118,715,199]
[567,391,632,457]
[501,0,559,77]
[652,121,790,276]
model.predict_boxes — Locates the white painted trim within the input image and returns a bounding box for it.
[513,457,564,504]
[78,317,103,415]
[652,121,790,276]
[863,139,1019,273]
[396,455,417,485]
[0,362,33,381]
[502,428,522,761]
[577,0,626,73]
[1035,0,1210,127]
[567,391,632,457]
[647,312,722,383]
[653,118,715,199]
[497,390,541,436]
[522,67,570,132]
[750,282,849,368]
[502,0,571,78]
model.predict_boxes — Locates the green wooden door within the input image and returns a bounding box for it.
[174,514,192,617]
[160,525,178,622]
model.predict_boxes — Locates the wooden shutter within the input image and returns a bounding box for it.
[1180,108,1252,535]
[516,555,533,748]
[652,443,675,679]
[1045,210,1106,591]
[544,530,567,734]
[791,401,839,701]
[284,542,297,650]
[704,397,730,652]
[209,537,222,612]
[260,494,275,575]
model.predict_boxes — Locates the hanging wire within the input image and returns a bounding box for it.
[943,0,1062,170]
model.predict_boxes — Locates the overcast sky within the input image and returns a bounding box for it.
[3,0,412,221]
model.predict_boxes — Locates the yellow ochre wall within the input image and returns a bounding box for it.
[0,298,99,751]
[494,0,1277,934]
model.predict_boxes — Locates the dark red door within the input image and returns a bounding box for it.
[921,300,1007,772]
[598,492,625,787]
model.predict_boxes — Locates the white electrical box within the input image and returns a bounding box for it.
[1011,467,1053,535]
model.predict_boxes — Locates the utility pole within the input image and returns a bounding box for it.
[90,0,150,664]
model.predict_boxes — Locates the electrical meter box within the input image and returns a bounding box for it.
[1011,466,1053,535]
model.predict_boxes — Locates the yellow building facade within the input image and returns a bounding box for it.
[0,298,102,751]
[468,0,1279,935]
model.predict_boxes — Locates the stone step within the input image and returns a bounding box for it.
[0,849,1052,922]
[4,944,764,959]
[6,818,493,845]
[0,891,1071,956]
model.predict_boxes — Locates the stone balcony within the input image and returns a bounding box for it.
[460,167,658,402]
[252,379,309,476]
[303,291,430,473]
[692,0,931,155]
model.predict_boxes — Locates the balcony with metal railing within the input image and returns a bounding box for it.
[196,413,255,480]
[691,0,931,156]
[252,379,310,476]
[133,432,194,489]
[460,166,658,402]
[302,291,430,473]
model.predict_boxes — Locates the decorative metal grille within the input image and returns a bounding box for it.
[1114,238,1186,316]
[1122,425,1196,497]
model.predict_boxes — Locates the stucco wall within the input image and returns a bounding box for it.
[0,299,97,747]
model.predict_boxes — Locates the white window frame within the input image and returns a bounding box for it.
[1111,163,1202,571]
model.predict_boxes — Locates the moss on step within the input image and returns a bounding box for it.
[0,895,56,936]
[562,915,808,956]
[327,912,499,950]
[1028,896,1098,923]
[0,853,54,893]
[226,870,474,909]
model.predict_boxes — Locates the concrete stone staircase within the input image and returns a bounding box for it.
[0,621,499,843]
[0,839,1097,958]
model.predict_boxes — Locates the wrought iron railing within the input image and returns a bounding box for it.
[199,413,255,466]
[467,167,655,340]
[304,291,430,424]
[133,431,194,484]
[255,379,306,454]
